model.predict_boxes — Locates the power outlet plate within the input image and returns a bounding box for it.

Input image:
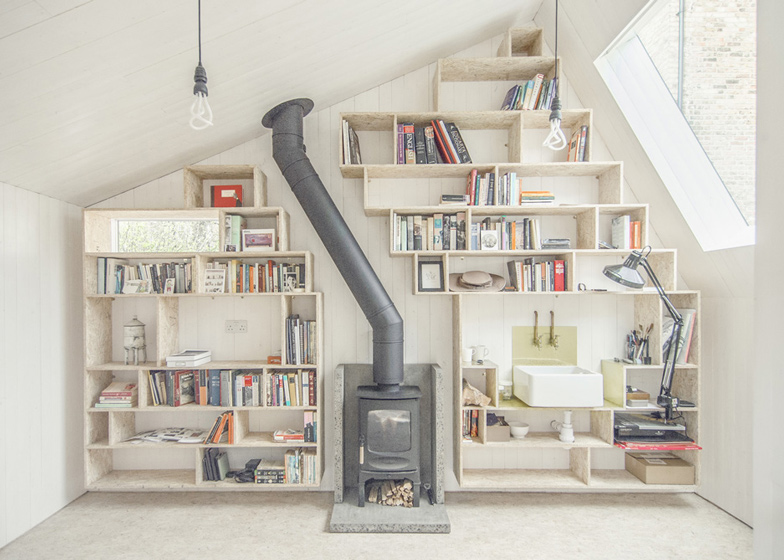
[225,320,248,334]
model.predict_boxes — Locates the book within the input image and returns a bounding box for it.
[402,123,416,164]
[414,126,427,164]
[500,85,519,110]
[397,124,405,164]
[611,215,631,250]
[440,194,470,205]
[662,308,697,364]
[100,382,137,397]
[423,125,438,164]
[444,122,472,164]
[211,184,242,207]
[166,349,211,367]
[577,125,588,162]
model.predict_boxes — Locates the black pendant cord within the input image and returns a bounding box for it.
[198,0,203,65]
[554,0,559,98]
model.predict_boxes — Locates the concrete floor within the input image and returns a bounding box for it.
[0,491,752,560]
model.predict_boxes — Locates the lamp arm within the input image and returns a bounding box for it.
[640,256,684,421]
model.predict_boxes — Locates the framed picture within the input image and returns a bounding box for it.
[203,268,226,294]
[164,278,176,295]
[418,260,444,292]
[242,229,275,252]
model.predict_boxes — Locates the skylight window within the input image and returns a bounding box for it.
[595,0,755,251]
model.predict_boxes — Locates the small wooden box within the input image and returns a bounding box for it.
[625,452,694,485]
[485,422,510,443]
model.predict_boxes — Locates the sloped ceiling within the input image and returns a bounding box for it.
[0,0,543,207]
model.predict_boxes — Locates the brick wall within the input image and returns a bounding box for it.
[638,0,756,224]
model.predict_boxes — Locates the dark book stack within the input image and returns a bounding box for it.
[98,258,193,294]
[396,121,470,164]
[342,120,362,165]
[285,316,317,365]
[202,448,230,481]
[255,459,285,484]
[147,370,196,407]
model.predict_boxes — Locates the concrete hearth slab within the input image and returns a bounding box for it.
[329,488,450,533]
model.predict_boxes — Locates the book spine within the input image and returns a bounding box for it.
[403,123,416,165]
[445,122,472,164]
[414,126,427,164]
[423,126,437,164]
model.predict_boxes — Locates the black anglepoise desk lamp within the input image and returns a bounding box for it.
[603,246,692,422]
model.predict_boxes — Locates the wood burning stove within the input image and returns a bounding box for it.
[357,385,421,507]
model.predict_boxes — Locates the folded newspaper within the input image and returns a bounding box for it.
[125,428,207,444]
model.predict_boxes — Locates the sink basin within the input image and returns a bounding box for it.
[513,365,604,407]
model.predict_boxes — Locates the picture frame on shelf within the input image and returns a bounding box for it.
[122,279,149,294]
[418,260,444,292]
[164,278,176,294]
[242,229,276,252]
[203,268,226,294]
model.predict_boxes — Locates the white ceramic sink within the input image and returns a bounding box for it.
[513,365,604,407]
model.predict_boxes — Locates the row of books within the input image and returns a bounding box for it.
[206,259,306,294]
[566,125,589,162]
[95,381,138,408]
[267,370,318,408]
[204,410,235,444]
[148,370,196,407]
[342,121,362,165]
[465,171,555,207]
[97,257,192,294]
[397,120,472,165]
[286,315,317,365]
[506,257,568,292]
[203,448,230,481]
[284,448,318,485]
[500,75,557,111]
[610,215,642,250]
[475,216,547,251]
[394,212,466,252]
[462,409,479,439]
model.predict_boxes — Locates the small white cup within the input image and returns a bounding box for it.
[461,348,473,363]
[471,345,489,364]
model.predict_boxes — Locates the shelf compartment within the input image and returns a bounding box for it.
[464,431,611,449]
[497,27,544,58]
[437,57,556,83]
[183,164,267,209]
[459,468,588,490]
[87,469,196,491]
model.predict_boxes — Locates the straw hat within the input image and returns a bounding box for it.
[448,270,505,292]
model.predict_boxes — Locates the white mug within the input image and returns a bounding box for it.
[461,348,473,363]
[471,345,489,364]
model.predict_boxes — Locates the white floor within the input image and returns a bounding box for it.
[0,491,752,560]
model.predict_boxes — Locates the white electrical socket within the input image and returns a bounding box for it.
[225,320,248,334]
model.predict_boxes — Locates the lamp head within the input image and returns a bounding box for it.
[603,250,646,289]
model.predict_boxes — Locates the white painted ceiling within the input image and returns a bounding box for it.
[1,0,543,206]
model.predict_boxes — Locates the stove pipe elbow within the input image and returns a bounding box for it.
[262,99,404,388]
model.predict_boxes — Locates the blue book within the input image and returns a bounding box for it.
[207,370,221,406]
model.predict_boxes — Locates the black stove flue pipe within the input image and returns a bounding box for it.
[262,98,404,390]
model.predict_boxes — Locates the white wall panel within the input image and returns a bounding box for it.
[0,182,83,549]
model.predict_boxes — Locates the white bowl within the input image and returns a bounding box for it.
[508,421,529,439]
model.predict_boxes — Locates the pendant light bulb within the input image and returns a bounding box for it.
[190,63,213,130]
[543,95,567,151]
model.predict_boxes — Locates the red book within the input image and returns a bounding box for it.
[554,260,565,292]
[211,185,243,207]
[430,119,456,163]
[466,169,478,205]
